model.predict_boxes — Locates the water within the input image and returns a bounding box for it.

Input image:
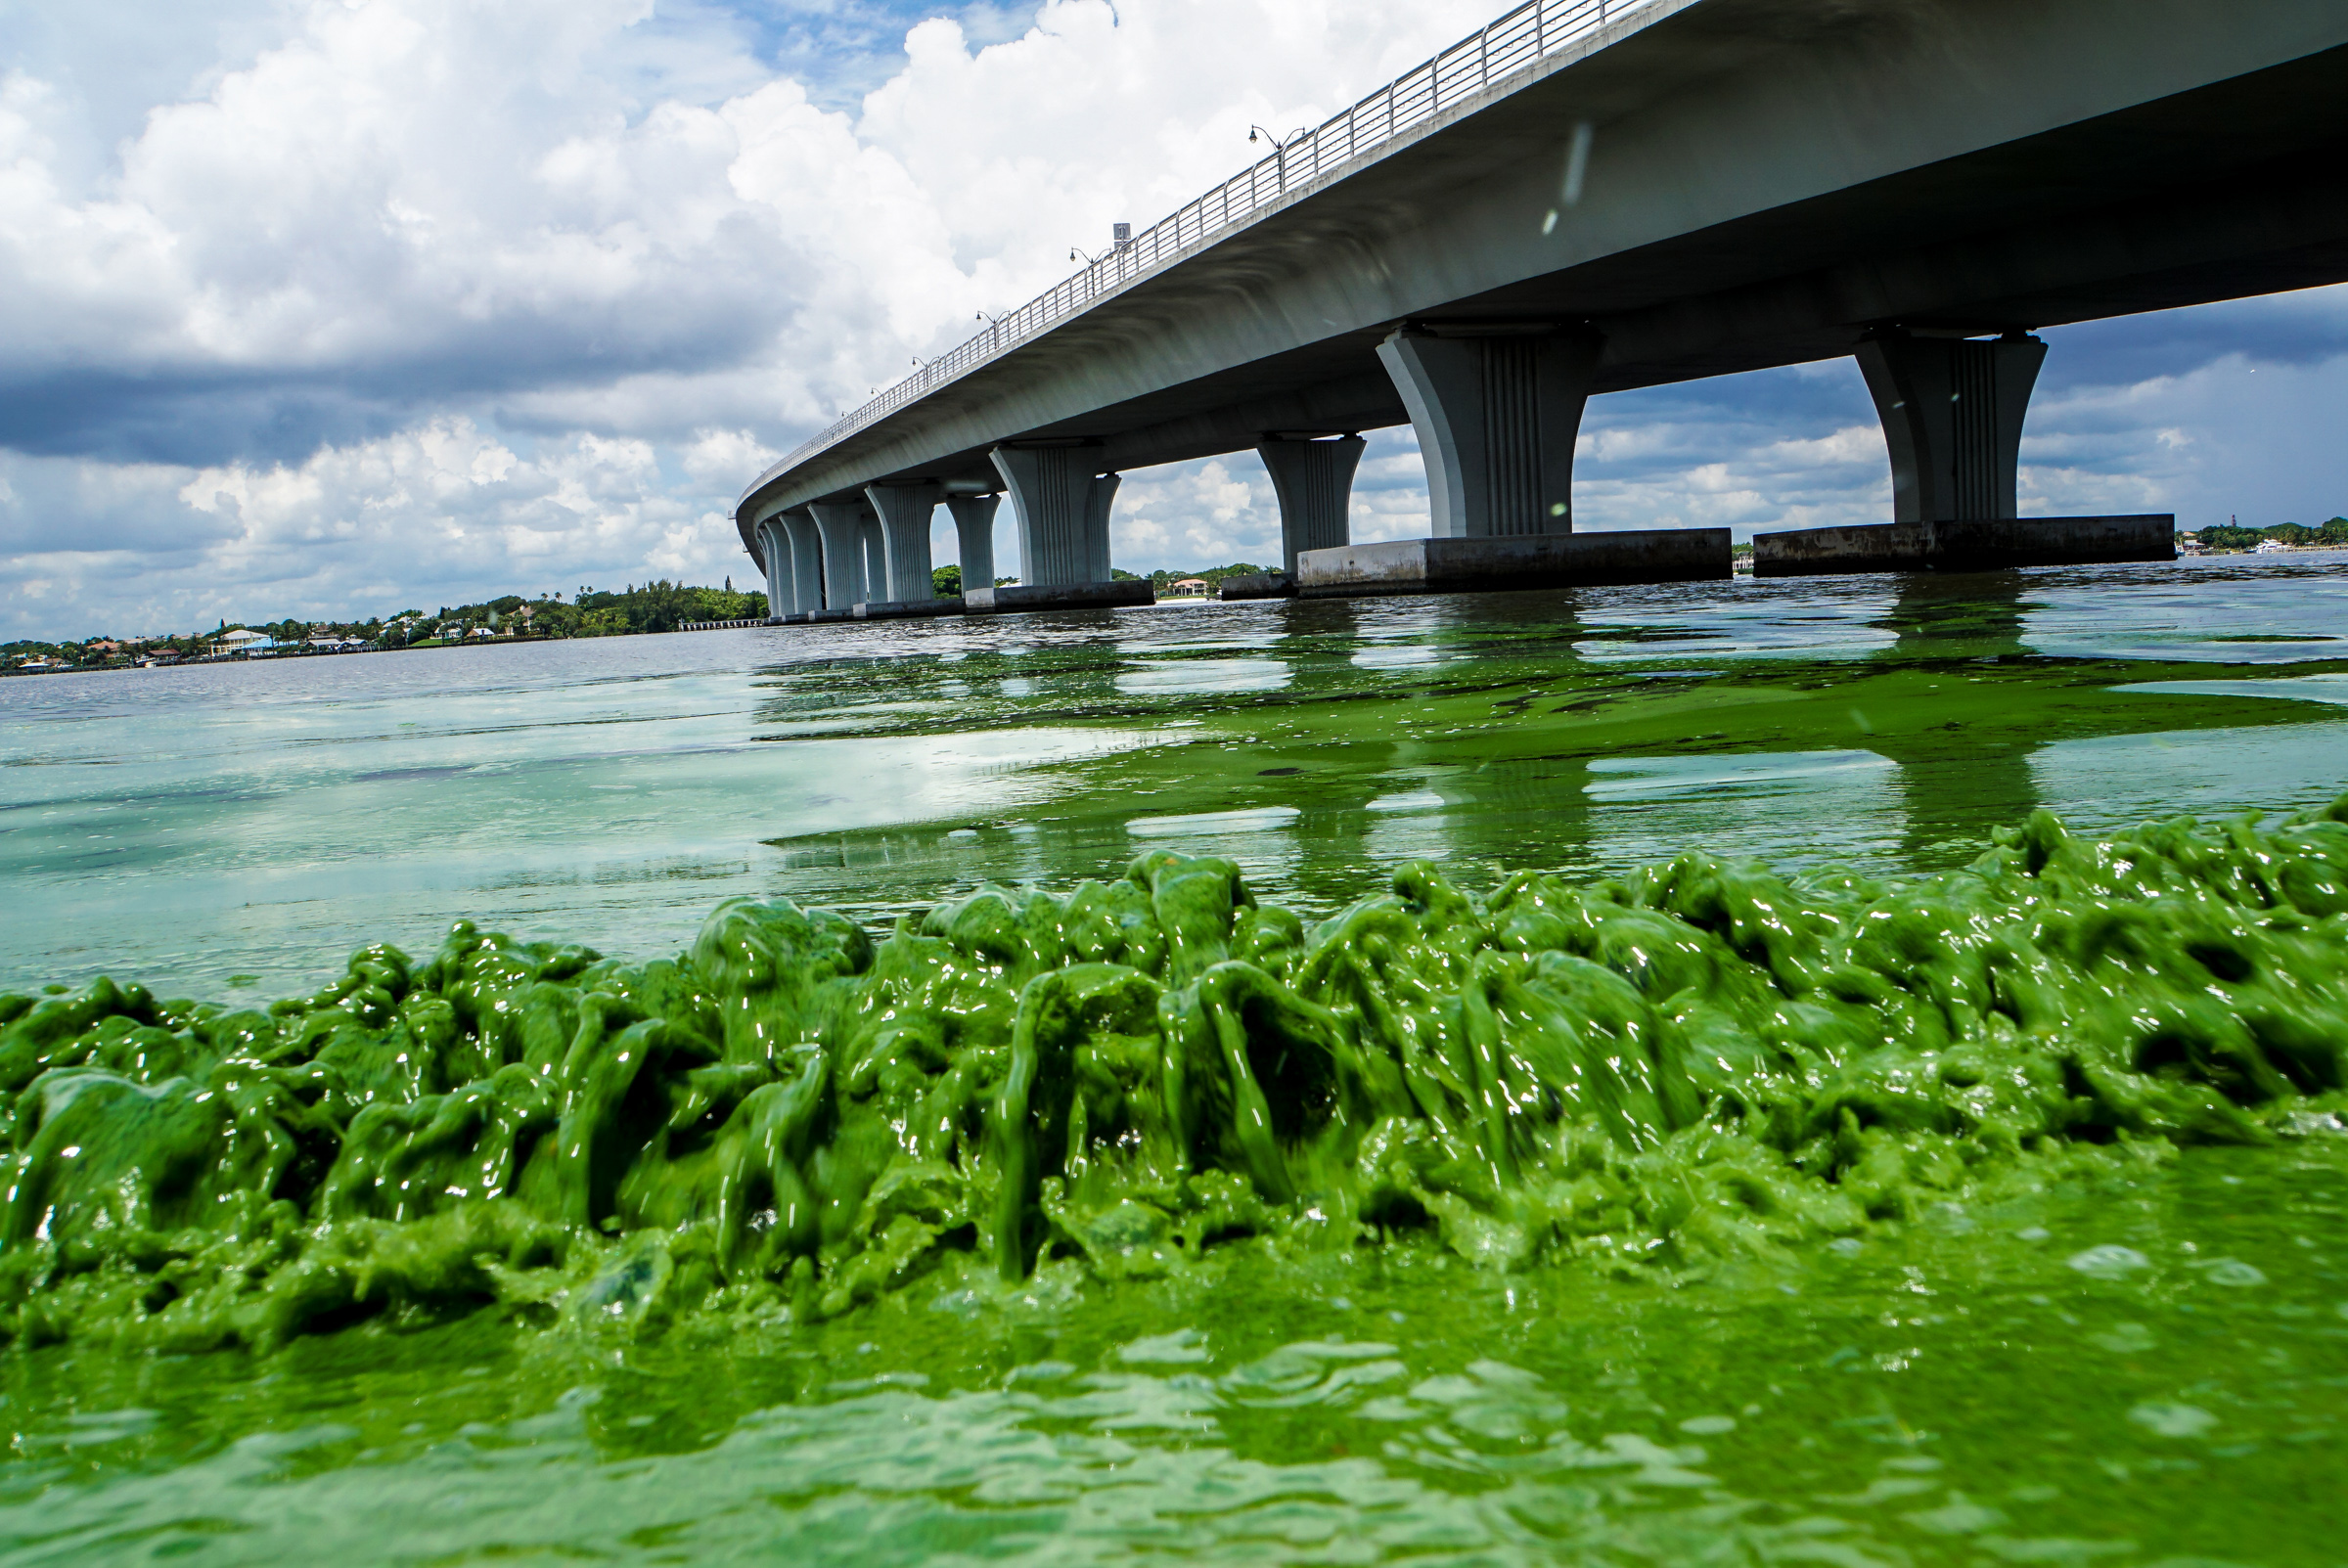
[3,555,2346,1563]
[7,557,2346,1001]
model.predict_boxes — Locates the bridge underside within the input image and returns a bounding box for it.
[813,50,2347,503]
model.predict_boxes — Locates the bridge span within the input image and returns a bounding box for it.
[734,0,2348,616]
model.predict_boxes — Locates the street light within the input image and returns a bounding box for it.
[1249,124,1311,192]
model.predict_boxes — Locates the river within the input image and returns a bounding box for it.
[1,555,2343,1564]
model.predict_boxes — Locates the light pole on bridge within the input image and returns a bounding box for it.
[1248,124,1311,193]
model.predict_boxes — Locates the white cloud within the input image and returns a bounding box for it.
[0,419,760,635]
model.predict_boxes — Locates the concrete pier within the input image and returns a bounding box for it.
[778,510,824,616]
[1297,529,1729,597]
[1256,435,1364,573]
[991,445,1120,587]
[1752,515,2177,575]
[963,581,1154,614]
[1377,326,1601,538]
[806,501,868,610]
[1859,330,2046,525]
[946,492,1000,595]
[865,481,941,604]
[858,514,887,604]
[753,515,792,622]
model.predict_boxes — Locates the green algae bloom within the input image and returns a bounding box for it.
[3,795,2344,1353]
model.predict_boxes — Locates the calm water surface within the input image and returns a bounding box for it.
[2,556,2345,1564]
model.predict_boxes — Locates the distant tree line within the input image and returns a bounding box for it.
[1146,563,1273,592]
[4,581,771,672]
[2192,518,2348,551]
[398,583,769,644]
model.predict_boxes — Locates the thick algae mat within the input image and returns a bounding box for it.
[5,795,2344,1356]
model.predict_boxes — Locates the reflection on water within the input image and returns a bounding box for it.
[1862,571,2044,867]
[1115,657,1292,695]
[3,558,2345,998]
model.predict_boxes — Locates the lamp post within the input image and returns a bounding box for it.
[1248,124,1310,193]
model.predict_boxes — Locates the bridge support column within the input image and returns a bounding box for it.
[865,481,941,603]
[946,493,1001,594]
[1376,326,1601,537]
[989,446,1119,587]
[778,509,823,615]
[1255,435,1365,574]
[1857,329,2047,523]
[753,515,791,620]
[857,511,888,605]
[807,501,868,611]
[1754,329,2165,574]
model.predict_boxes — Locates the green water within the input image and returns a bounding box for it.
[3,558,2346,1563]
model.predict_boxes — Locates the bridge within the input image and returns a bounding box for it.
[734,0,2348,617]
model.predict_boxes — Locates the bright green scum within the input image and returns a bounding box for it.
[2,795,2344,1352]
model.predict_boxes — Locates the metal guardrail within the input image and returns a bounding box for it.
[751,0,1651,497]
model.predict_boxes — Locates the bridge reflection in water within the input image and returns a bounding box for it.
[748,563,2347,924]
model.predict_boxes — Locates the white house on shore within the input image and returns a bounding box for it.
[207,628,272,657]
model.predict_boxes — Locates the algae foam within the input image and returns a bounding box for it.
[2,797,2344,1352]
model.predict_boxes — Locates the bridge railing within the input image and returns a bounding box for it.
[753,0,1648,495]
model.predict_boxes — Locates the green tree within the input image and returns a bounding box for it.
[2198,524,2263,551]
[932,563,963,597]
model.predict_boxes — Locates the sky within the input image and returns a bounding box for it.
[1,0,2343,641]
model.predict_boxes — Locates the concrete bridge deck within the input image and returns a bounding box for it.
[735,0,2348,614]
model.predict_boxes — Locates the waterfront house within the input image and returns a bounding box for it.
[208,628,272,657]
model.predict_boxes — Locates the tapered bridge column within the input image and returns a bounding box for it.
[777,509,822,615]
[857,512,887,605]
[864,481,941,603]
[753,514,791,620]
[806,501,868,610]
[1857,329,2047,522]
[1376,325,1602,537]
[946,493,1000,593]
[989,445,1119,586]
[1255,435,1365,574]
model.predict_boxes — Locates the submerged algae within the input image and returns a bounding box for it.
[2,797,2345,1351]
